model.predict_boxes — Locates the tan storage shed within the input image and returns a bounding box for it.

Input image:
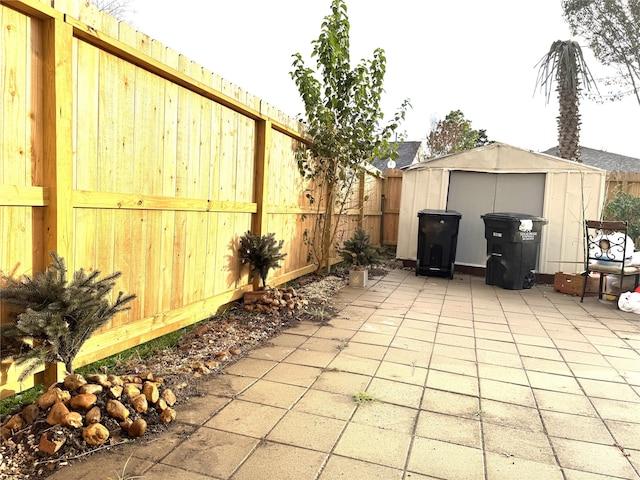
[397,143,608,275]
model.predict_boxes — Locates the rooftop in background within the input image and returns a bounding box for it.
[371,141,426,174]
[543,146,640,172]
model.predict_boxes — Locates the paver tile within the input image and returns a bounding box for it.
[351,401,417,434]
[521,356,573,375]
[533,389,599,416]
[292,389,356,420]
[541,410,614,444]
[237,379,306,408]
[204,400,286,437]
[415,410,481,448]
[263,362,323,387]
[347,329,395,346]
[479,378,536,407]
[311,370,371,395]
[431,343,476,361]
[421,389,479,418]
[485,451,564,480]
[282,348,338,368]
[526,371,583,395]
[407,437,483,480]
[551,437,638,479]
[247,344,295,361]
[384,346,431,368]
[426,370,478,396]
[333,422,412,469]
[480,399,545,433]
[341,341,388,359]
[162,428,258,479]
[318,455,404,479]
[605,419,640,451]
[429,354,477,377]
[476,337,519,354]
[476,349,523,368]
[434,331,476,349]
[376,361,428,386]
[483,422,555,463]
[578,378,640,402]
[267,410,346,451]
[327,352,381,376]
[231,441,327,480]
[590,397,640,422]
[366,377,423,408]
[477,363,529,386]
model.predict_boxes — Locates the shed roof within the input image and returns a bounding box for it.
[372,141,424,174]
[405,142,606,173]
[543,146,640,173]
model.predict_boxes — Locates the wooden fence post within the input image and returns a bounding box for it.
[251,118,271,288]
[357,171,365,228]
[253,119,271,236]
[42,16,74,387]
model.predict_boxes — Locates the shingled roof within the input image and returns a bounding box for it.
[543,146,640,173]
[371,141,425,174]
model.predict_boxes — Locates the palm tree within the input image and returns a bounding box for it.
[535,40,597,162]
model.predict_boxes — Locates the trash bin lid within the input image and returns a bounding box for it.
[481,212,547,223]
[417,209,462,217]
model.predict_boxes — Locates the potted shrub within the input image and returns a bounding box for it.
[238,231,287,292]
[338,227,380,288]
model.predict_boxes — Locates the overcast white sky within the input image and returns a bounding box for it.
[127,0,640,158]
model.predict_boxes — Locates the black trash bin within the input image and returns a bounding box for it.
[481,212,548,290]
[416,209,462,279]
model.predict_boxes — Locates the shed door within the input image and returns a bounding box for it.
[447,171,545,267]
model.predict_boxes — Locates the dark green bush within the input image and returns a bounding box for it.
[238,231,287,288]
[603,188,640,245]
[338,228,380,268]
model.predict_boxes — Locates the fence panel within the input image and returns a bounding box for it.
[382,169,403,245]
[606,172,640,200]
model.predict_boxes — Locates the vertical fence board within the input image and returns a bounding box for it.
[2,7,27,186]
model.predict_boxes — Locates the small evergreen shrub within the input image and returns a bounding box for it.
[238,231,287,288]
[0,252,135,379]
[338,227,380,268]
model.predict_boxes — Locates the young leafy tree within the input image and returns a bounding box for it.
[0,252,135,380]
[562,0,640,106]
[290,0,409,272]
[426,110,488,158]
[535,40,597,162]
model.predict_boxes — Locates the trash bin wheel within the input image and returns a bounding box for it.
[449,262,455,280]
[523,271,535,289]
[415,259,420,277]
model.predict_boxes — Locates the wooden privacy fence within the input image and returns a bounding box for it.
[0,0,388,398]
[606,172,640,200]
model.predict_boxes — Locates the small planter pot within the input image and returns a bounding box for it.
[348,268,368,288]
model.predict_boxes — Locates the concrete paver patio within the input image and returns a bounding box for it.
[50,269,640,479]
